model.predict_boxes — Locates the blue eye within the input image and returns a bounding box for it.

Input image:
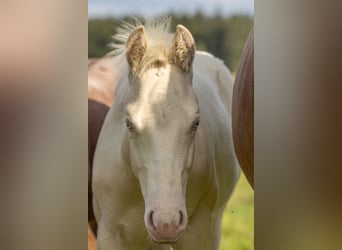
[125,120,134,131]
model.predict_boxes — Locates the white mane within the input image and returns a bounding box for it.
[109,17,173,59]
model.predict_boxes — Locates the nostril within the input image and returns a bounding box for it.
[177,210,187,232]
[179,210,183,226]
[148,210,156,230]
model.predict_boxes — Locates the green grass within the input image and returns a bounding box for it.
[219,173,254,250]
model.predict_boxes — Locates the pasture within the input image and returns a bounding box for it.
[220,173,254,250]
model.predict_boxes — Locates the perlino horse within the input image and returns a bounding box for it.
[92,18,240,250]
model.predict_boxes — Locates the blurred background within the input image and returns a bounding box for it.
[88,1,254,249]
[88,0,253,73]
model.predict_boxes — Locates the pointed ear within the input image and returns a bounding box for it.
[171,25,195,72]
[126,26,148,75]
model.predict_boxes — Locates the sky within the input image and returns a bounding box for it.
[88,0,254,18]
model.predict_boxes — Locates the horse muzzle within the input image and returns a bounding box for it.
[145,208,188,243]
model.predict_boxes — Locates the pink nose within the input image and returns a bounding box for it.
[145,209,187,242]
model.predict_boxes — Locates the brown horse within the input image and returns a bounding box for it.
[88,57,118,232]
[232,28,254,188]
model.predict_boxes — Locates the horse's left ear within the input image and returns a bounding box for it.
[171,25,195,72]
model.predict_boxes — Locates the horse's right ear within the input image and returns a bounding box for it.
[126,26,148,75]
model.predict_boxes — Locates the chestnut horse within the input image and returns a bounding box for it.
[232,28,254,188]
[88,225,97,250]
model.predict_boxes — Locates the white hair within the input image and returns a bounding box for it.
[109,17,173,58]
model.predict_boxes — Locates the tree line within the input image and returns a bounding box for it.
[89,13,253,71]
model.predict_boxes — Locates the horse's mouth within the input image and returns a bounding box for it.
[148,231,181,244]
[151,238,179,244]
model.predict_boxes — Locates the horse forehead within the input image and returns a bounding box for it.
[142,71,170,101]
[138,66,191,103]
[127,92,194,129]
[127,66,196,124]
[128,96,189,126]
